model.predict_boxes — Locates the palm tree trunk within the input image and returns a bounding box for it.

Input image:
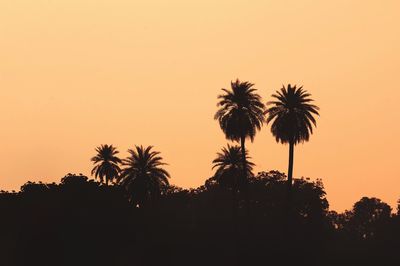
[240,136,246,179]
[287,140,294,197]
[240,135,250,218]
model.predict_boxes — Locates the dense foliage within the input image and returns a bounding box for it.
[0,172,398,266]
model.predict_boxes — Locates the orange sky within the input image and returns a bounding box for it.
[1,0,399,211]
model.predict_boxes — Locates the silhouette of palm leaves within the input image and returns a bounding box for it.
[265,84,319,144]
[214,79,265,142]
[118,145,170,206]
[212,144,254,189]
[91,144,122,185]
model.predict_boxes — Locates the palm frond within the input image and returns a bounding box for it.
[119,145,170,206]
[214,79,265,142]
[265,84,319,145]
[91,144,122,184]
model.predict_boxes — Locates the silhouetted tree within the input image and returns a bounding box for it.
[212,144,254,190]
[91,144,122,185]
[20,181,52,194]
[348,197,391,240]
[248,171,328,221]
[118,145,170,207]
[265,84,319,195]
[214,79,265,181]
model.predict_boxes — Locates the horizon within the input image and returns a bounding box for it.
[1,0,400,212]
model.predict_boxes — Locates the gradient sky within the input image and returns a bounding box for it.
[1,0,399,211]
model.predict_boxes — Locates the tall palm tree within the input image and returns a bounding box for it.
[212,144,254,189]
[265,84,319,194]
[118,145,170,207]
[91,144,122,186]
[214,79,265,180]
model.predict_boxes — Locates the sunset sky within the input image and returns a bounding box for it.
[0,0,399,211]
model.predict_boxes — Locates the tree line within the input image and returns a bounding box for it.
[1,172,399,266]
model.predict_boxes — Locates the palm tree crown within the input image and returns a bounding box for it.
[214,79,265,142]
[91,144,122,185]
[265,84,319,144]
[212,144,254,179]
[118,145,170,206]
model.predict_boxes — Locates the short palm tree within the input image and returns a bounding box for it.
[91,144,122,186]
[265,84,319,194]
[212,144,254,189]
[118,145,170,207]
[214,79,265,180]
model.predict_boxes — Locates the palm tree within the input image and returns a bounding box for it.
[91,144,122,186]
[212,144,254,189]
[118,145,170,207]
[265,84,319,194]
[214,79,265,180]
[212,144,255,219]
